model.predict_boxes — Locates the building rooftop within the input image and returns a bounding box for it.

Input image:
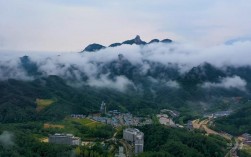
[50,133,80,139]
[125,128,140,133]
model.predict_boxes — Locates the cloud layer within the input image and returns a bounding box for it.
[202,76,247,91]
[87,74,134,92]
[0,40,251,91]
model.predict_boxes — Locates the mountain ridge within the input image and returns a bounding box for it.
[82,35,173,52]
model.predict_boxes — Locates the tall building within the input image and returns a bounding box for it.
[49,133,80,146]
[135,134,144,154]
[100,101,106,114]
[123,128,144,154]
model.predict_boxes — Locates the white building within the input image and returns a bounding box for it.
[157,114,175,126]
[100,101,106,114]
[123,128,144,154]
[49,133,80,146]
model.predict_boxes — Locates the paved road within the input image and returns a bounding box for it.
[119,140,133,157]
[225,138,239,157]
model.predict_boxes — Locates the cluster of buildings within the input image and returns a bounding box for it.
[70,102,152,127]
[88,102,152,127]
[48,133,81,146]
[157,114,176,126]
[91,112,144,127]
[157,109,183,127]
[123,128,144,155]
[204,110,232,119]
[160,109,180,117]
[241,133,251,145]
[70,114,86,118]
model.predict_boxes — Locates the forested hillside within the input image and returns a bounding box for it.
[214,102,251,135]
[138,125,228,157]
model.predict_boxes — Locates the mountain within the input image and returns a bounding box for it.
[1,54,251,123]
[161,39,173,43]
[121,35,147,45]
[149,39,160,44]
[83,43,106,52]
[82,35,173,52]
[1,36,251,124]
[109,43,122,47]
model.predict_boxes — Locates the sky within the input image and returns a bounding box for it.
[0,0,251,52]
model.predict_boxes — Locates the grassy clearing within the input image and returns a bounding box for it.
[65,117,104,128]
[36,99,55,112]
[243,144,251,153]
[43,123,64,129]
[40,137,48,143]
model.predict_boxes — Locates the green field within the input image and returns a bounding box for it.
[243,145,251,154]
[64,117,104,128]
[36,98,55,111]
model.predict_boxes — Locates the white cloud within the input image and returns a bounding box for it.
[0,131,14,148]
[1,40,251,91]
[87,74,134,92]
[166,80,180,88]
[202,76,247,91]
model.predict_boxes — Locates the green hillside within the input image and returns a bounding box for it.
[138,125,229,157]
[214,102,251,135]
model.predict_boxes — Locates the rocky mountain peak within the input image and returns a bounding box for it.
[82,36,172,52]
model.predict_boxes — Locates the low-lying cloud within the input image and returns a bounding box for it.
[1,40,251,91]
[166,80,180,88]
[0,131,15,148]
[87,74,134,92]
[202,76,247,91]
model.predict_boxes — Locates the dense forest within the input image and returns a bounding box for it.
[0,73,249,124]
[0,124,230,157]
[1,51,251,156]
[2,54,251,123]
[138,125,229,157]
[0,120,115,157]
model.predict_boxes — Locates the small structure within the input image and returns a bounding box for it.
[186,120,193,130]
[123,128,144,154]
[71,114,86,118]
[160,109,180,117]
[115,147,126,157]
[241,133,251,145]
[49,133,80,146]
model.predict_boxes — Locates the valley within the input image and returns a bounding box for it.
[1,37,251,157]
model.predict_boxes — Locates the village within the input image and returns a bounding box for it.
[44,101,183,156]
[44,101,251,157]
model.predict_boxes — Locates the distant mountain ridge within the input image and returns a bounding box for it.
[82,35,173,52]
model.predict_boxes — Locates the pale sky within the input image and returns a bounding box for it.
[0,0,251,52]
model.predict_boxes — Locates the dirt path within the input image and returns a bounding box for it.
[86,121,96,126]
[202,125,219,135]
